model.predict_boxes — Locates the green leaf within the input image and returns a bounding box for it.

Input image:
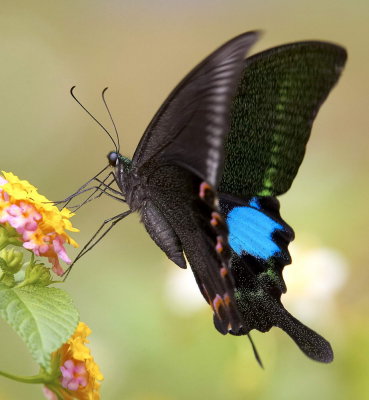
[0,283,79,370]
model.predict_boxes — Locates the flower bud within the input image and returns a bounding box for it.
[0,248,23,274]
[0,225,22,250]
[21,263,53,287]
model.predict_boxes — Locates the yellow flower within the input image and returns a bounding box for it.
[44,322,104,400]
[0,171,78,275]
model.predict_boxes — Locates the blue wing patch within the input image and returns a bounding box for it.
[227,203,284,259]
[219,195,293,262]
[248,197,261,210]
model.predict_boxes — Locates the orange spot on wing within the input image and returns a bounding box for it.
[211,211,221,226]
[212,294,224,314]
[216,236,224,253]
[223,293,231,306]
[199,182,211,199]
[220,267,228,278]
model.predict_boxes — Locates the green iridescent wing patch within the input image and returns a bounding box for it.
[219,41,347,197]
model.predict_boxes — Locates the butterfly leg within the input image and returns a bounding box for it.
[54,172,125,210]
[62,209,132,280]
[54,165,111,206]
[67,175,125,212]
[90,172,125,200]
[71,169,127,208]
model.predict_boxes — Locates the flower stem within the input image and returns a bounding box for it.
[0,369,48,384]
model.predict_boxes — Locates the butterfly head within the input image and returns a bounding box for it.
[107,151,120,167]
[107,151,132,174]
[107,150,133,200]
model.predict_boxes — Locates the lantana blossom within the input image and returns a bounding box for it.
[0,171,78,275]
[44,322,104,400]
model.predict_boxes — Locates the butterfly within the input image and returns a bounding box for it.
[69,31,346,363]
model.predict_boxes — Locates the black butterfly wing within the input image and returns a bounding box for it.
[217,42,346,362]
[145,164,242,334]
[219,195,333,362]
[219,41,347,197]
[132,31,259,187]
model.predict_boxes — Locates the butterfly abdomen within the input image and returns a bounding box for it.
[141,200,187,269]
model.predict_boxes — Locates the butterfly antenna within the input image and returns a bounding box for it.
[102,87,120,153]
[247,333,264,369]
[70,86,118,152]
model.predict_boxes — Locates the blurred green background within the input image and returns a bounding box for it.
[0,0,368,399]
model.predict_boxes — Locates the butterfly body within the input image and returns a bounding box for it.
[100,32,347,362]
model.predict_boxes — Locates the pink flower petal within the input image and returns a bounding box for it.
[67,380,80,391]
[7,204,21,217]
[38,244,49,254]
[77,376,88,387]
[24,220,38,231]
[64,360,75,369]
[49,257,65,276]
[53,238,71,264]
[60,367,73,380]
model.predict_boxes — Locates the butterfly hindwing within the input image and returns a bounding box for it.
[132,32,259,187]
[220,194,294,272]
[219,41,347,197]
[145,163,242,334]
[219,194,333,362]
[219,194,293,304]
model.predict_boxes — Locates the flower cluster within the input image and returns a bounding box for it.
[44,322,104,400]
[0,172,78,275]
[0,173,103,399]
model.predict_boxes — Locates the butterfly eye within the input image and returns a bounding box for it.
[107,151,119,166]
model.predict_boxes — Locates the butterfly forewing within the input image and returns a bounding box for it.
[132,31,259,187]
[219,41,347,197]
